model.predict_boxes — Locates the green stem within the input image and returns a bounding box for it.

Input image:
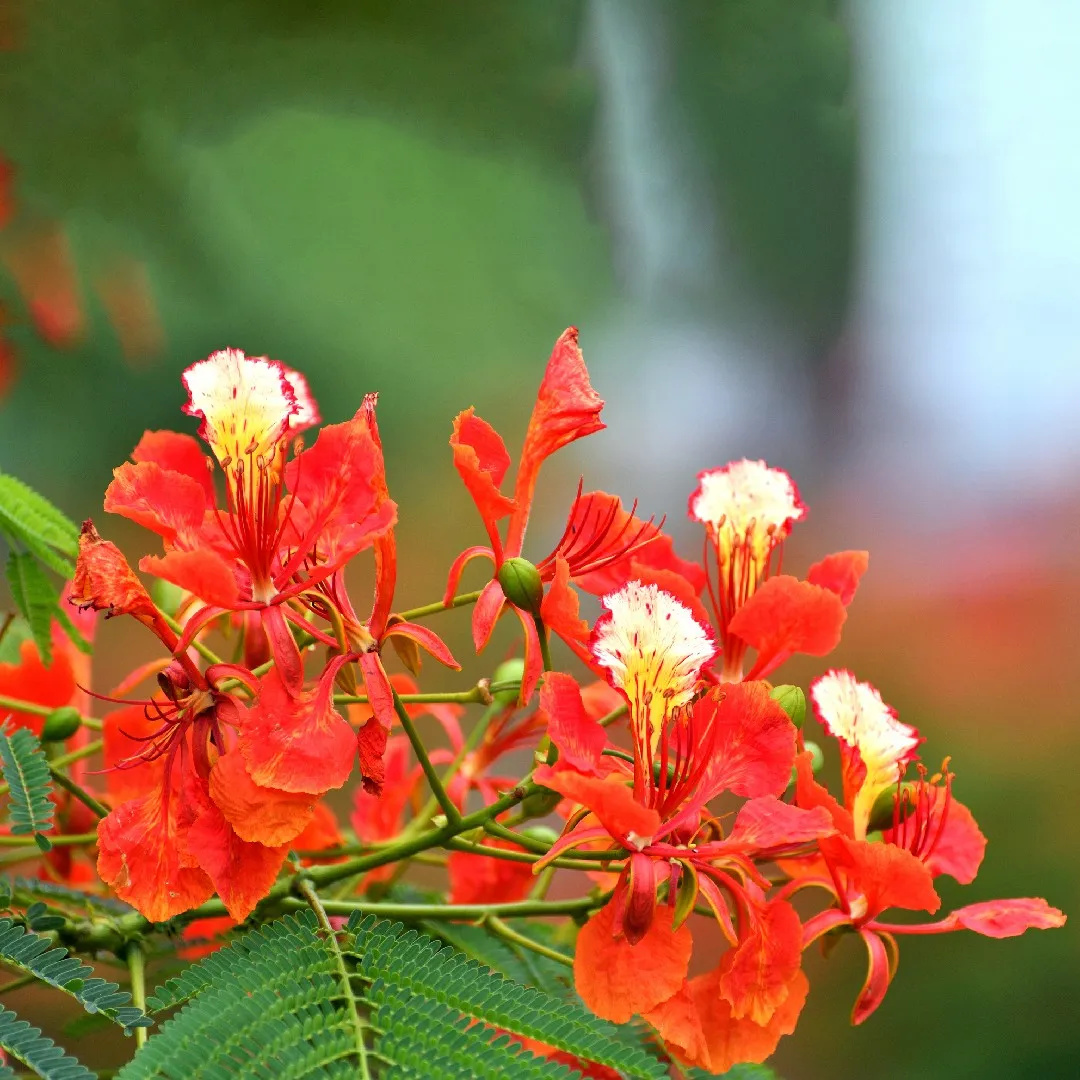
[334,686,493,707]
[395,590,483,622]
[0,831,98,848]
[0,696,101,732]
[443,835,624,870]
[390,686,462,828]
[161,611,225,668]
[47,764,109,819]
[281,895,599,921]
[483,915,573,967]
[297,877,371,1080]
[598,703,628,728]
[126,943,148,1049]
[533,614,553,673]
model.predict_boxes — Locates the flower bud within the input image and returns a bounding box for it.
[867,780,919,833]
[520,824,560,846]
[497,557,544,617]
[41,706,82,742]
[491,658,525,705]
[520,785,562,820]
[770,684,806,729]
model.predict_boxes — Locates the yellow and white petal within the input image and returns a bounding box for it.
[591,581,716,763]
[811,669,922,839]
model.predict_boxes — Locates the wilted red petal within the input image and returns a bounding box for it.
[696,682,797,801]
[450,408,517,553]
[209,750,316,846]
[718,899,803,1024]
[351,736,417,842]
[448,838,534,905]
[131,430,214,503]
[730,575,847,680]
[104,461,208,546]
[575,901,691,1024]
[724,798,835,852]
[946,897,1067,938]
[807,550,869,606]
[140,549,239,609]
[823,835,940,918]
[70,522,159,623]
[507,328,605,555]
[852,928,897,1025]
[0,639,75,736]
[241,666,355,795]
[680,966,808,1074]
[539,672,606,775]
[532,765,660,844]
[96,785,214,922]
[382,620,459,670]
[186,779,289,923]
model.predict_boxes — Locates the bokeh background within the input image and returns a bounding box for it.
[1,2,1077,1077]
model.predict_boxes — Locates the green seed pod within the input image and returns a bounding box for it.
[41,706,82,742]
[770,684,806,729]
[497,557,544,617]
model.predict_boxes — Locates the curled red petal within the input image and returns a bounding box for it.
[209,750,316,846]
[852,928,898,1025]
[822,835,940,918]
[382,620,460,670]
[240,666,355,795]
[450,408,516,556]
[540,557,590,654]
[574,901,691,1024]
[70,520,160,623]
[729,575,847,680]
[807,550,870,606]
[471,577,506,652]
[104,460,208,546]
[539,672,606,775]
[140,549,240,609]
[507,328,605,555]
[131,430,214,503]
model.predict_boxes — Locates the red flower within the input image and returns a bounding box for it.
[689,459,868,681]
[786,670,1066,1023]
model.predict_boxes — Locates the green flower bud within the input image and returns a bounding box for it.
[491,658,526,705]
[497,557,544,617]
[41,707,82,743]
[804,739,825,773]
[520,824,560,846]
[520,785,562,820]
[867,780,919,833]
[770,684,806,729]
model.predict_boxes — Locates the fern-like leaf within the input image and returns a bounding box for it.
[8,876,135,917]
[0,475,78,576]
[0,724,54,852]
[5,553,59,667]
[131,910,667,1079]
[0,917,152,1033]
[0,1002,95,1080]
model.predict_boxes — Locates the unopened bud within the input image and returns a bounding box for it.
[520,785,562,820]
[520,824,560,846]
[41,707,82,742]
[770,684,806,729]
[805,739,824,773]
[491,658,525,705]
[867,780,918,833]
[497,557,544,617]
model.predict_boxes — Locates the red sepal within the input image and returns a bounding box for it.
[852,928,898,1024]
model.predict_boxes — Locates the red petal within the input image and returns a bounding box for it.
[718,898,803,1024]
[885,795,986,885]
[471,577,506,652]
[240,666,355,795]
[507,328,605,555]
[96,785,214,922]
[351,736,417,842]
[514,605,545,705]
[104,461,208,546]
[947,897,1067,938]
[103,705,165,802]
[70,521,160,623]
[532,765,660,844]
[0,639,75,737]
[823,835,940,918]
[355,652,395,795]
[729,575,847,679]
[382,620,460,670]
[574,901,691,1023]
[540,557,590,653]
[131,430,214,503]
[209,750,316,846]
[620,562,712,630]
[140,549,240,609]
[450,408,517,554]
[539,672,606,775]
[448,838,534,905]
[725,798,836,852]
[704,682,797,800]
[807,550,869,606]
[642,982,707,1067]
[292,801,343,857]
[852,928,898,1024]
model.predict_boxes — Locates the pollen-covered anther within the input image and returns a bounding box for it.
[689,458,806,561]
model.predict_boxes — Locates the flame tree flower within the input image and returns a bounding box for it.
[783,669,1066,1023]
[532,582,834,1071]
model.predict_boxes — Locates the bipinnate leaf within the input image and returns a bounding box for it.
[0,1002,94,1080]
[0,724,55,851]
[131,910,667,1079]
[0,475,78,575]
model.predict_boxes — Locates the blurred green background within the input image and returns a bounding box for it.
[1,2,1076,1077]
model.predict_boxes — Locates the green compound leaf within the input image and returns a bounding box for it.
[133,910,668,1079]
[5,553,59,667]
[0,1002,95,1080]
[0,724,54,852]
[0,916,152,1034]
[0,475,78,578]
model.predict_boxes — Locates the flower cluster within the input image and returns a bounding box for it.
[16,327,1058,1075]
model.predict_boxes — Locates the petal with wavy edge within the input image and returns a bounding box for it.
[105,461,208,546]
[209,750,316,846]
[140,549,240,609]
[532,765,660,844]
[807,550,869,606]
[131,430,215,503]
[718,898,803,1024]
[539,672,606,774]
